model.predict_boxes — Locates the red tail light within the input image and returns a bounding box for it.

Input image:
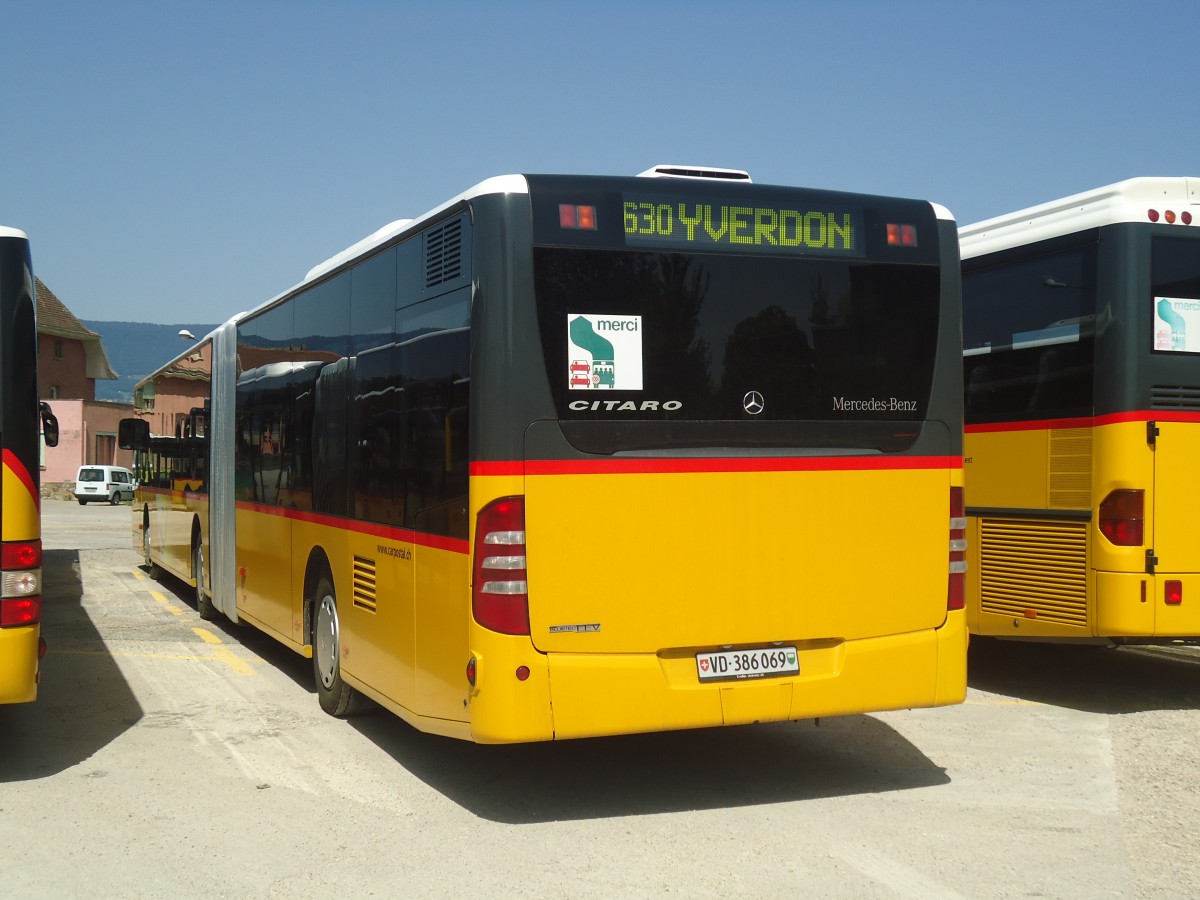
[2,540,43,627]
[2,540,41,570]
[1099,490,1144,546]
[1,597,41,627]
[472,496,530,635]
[948,487,966,610]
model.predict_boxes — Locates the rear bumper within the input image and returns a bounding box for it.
[1097,571,1200,637]
[469,611,967,742]
[0,625,39,704]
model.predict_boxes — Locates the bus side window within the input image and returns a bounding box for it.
[398,289,470,539]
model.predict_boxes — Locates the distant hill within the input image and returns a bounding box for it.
[83,321,220,403]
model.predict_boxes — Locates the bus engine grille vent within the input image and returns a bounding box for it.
[425,215,464,288]
[1049,428,1092,508]
[979,518,1088,628]
[352,556,378,612]
[1151,384,1200,410]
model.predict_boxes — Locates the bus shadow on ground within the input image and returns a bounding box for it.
[352,711,948,824]
[0,550,142,783]
[149,574,952,823]
[968,637,1200,714]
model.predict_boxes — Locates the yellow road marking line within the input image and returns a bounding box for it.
[52,647,258,675]
[192,627,256,675]
[115,570,257,675]
[207,644,256,676]
[149,590,184,616]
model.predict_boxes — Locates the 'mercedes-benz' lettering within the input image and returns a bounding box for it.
[833,397,918,412]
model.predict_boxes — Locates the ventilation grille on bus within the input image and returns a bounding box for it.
[425,216,464,289]
[979,518,1088,628]
[1049,427,1092,509]
[1151,384,1200,410]
[636,164,752,182]
[352,556,377,613]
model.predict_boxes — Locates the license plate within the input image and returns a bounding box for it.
[696,646,799,682]
[84,487,97,492]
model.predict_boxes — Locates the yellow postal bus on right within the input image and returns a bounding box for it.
[961,177,1200,641]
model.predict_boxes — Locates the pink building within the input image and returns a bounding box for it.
[35,278,133,490]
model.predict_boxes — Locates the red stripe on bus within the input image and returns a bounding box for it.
[965,416,1094,434]
[234,501,468,554]
[2,449,39,509]
[966,410,1200,434]
[473,456,961,476]
[1096,410,1200,425]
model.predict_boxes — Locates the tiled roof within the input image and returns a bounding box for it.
[34,277,118,380]
[35,277,101,339]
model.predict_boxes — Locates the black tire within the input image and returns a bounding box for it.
[109,491,120,505]
[77,499,87,506]
[143,511,159,579]
[193,541,217,621]
[312,576,364,717]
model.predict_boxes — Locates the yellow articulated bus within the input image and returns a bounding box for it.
[962,176,1200,641]
[125,166,966,742]
[1,226,59,704]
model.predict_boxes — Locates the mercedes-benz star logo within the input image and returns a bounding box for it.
[742,390,765,415]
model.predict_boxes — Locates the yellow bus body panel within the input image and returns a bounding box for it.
[467,611,966,743]
[966,419,1200,639]
[466,465,965,742]
[0,626,39,704]
[220,465,965,743]
[139,489,207,587]
[524,467,951,650]
[235,504,295,645]
[964,428,1051,509]
[234,505,474,733]
[3,459,39,543]
[2,457,41,703]
[1150,421,1200,573]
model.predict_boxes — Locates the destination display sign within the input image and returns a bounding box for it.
[623,194,865,257]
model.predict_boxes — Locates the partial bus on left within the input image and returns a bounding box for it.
[0,226,59,704]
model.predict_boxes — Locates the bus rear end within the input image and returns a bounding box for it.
[0,227,46,704]
[466,174,966,741]
[961,178,1200,641]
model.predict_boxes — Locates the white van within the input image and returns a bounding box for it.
[74,465,136,505]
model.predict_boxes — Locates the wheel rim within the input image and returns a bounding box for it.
[315,593,339,690]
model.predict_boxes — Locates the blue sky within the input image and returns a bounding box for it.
[4,0,1196,325]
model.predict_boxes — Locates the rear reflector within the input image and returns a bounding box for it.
[1165,581,1183,605]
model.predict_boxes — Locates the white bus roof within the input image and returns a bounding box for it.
[960,176,1200,260]
[304,174,528,283]
[0,226,29,240]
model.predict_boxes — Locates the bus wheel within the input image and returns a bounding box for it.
[312,577,363,717]
[193,542,216,621]
[143,512,159,579]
